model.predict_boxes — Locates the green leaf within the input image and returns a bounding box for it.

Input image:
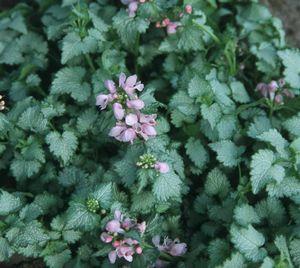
[185,137,209,170]
[250,149,285,194]
[278,49,300,89]
[290,239,300,266]
[247,116,272,138]
[61,32,97,64]
[209,140,245,167]
[0,238,13,262]
[66,202,100,231]
[274,235,294,268]
[46,131,78,165]
[230,81,250,103]
[91,183,112,209]
[18,106,48,133]
[217,253,246,268]
[0,191,23,216]
[258,129,288,158]
[230,224,267,262]
[44,249,71,268]
[201,103,222,129]
[234,204,260,227]
[51,67,91,102]
[153,172,181,201]
[204,168,230,197]
[188,75,212,99]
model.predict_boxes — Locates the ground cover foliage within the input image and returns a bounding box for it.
[0,0,300,267]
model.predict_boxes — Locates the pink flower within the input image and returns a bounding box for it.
[122,218,135,230]
[136,221,146,234]
[109,251,117,264]
[256,83,268,98]
[128,1,138,17]
[100,232,113,243]
[120,128,137,143]
[278,78,285,87]
[185,4,192,14]
[152,236,187,257]
[156,22,162,28]
[167,22,180,34]
[268,80,278,92]
[119,73,144,95]
[106,220,123,233]
[96,94,110,110]
[125,114,138,126]
[274,94,283,104]
[126,99,145,110]
[104,80,116,94]
[139,113,157,125]
[141,124,157,136]
[154,162,170,173]
[113,103,125,120]
[136,246,143,254]
[162,18,170,27]
[283,89,294,98]
[169,242,187,256]
[109,124,127,139]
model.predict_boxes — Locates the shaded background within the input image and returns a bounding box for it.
[262,0,300,47]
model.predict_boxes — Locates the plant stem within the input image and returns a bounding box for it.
[193,20,221,45]
[85,54,96,72]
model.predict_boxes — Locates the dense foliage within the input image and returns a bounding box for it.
[0,0,300,267]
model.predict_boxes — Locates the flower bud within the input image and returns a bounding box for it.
[136,246,143,254]
[113,103,125,120]
[106,220,121,233]
[185,4,192,14]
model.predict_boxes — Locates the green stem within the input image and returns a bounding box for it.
[193,20,221,45]
[85,54,96,72]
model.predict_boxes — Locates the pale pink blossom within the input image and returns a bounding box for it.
[109,124,127,139]
[141,123,157,136]
[100,232,113,243]
[136,246,143,254]
[109,251,117,264]
[268,80,278,92]
[125,114,138,126]
[119,73,144,95]
[126,99,145,110]
[113,103,125,120]
[283,89,294,98]
[152,236,187,257]
[120,128,137,143]
[154,162,170,173]
[167,22,180,34]
[139,113,157,125]
[106,220,123,233]
[96,94,110,110]
[185,4,193,14]
[162,18,170,27]
[136,221,146,234]
[104,80,116,94]
[274,94,283,104]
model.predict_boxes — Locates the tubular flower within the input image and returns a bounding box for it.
[96,73,158,144]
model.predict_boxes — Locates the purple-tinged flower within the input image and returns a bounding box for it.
[114,210,123,221]
[274,94,283,104]
[136,221,146,234]
[169,242,187,256]
[128,1,138,17]
[120,128,137,143]
[154,162,170,173]
[136,246,143,254]
[108,250,117,264]
[122,218,136,230]
[152,236,187,257]
[96,94,110,110]
[125,114,138,126]
[109,124,127,139]
[139,113,157,125]
[105,80,116,94]
[256,83,268,98]
[167,22,180,35]
[268,80,278,92]
[141,124,157,137]
[106,220,123,233]
[185,4,193,14]
[113,103,125,120]
[126,99,145,110]
[119,73,144,95]
[101,232,113,243]
[278,78,285,87]
[283,89,295,98]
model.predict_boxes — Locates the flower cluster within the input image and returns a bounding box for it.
[101,210,146,264]
[155,5,192,35]
[256,79,294,104]
[96,73,157,143]
[121,0,147,17]
[86,198,99,213]
[136,153,170,173]
[152,235,187,257]
[156,18,181,35]
[0,95,5,111]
